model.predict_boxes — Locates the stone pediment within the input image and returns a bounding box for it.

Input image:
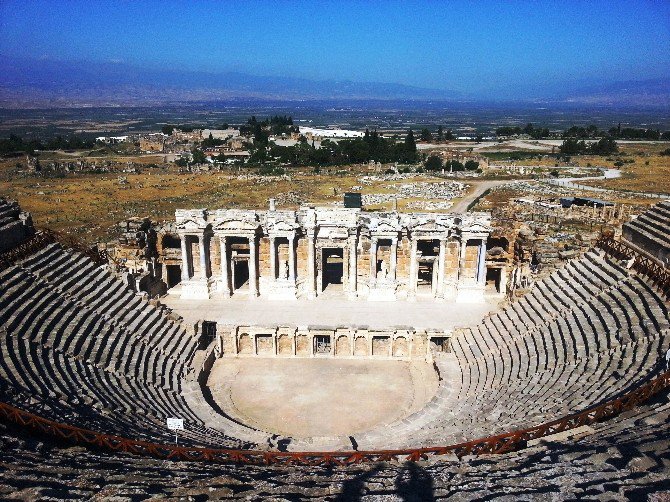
[461,212,492,233]
[175,209,208,231]
[466,223,492,233]
[371,221,402,234]
[213,218,260,232]
[176,218,203,232]
[411,219,450,233]
[269,221,300,232]
[266,211,300,233]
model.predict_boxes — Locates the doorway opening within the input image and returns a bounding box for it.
[233,259,249,290]
[430,336,451,353]
[321,247,344,292]
[417,261,436,295]
[486,267,502,292]
[166,264,181,288]
[314,335,332,354]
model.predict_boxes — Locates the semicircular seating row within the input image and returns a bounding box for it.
[0,238,668,453]
[0,243,262,448]
[357,248,669,450]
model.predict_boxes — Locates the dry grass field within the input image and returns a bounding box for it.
[576,143,670,194]
[0,159,461,243]
[1,140,665,245]
[485,142,669,193]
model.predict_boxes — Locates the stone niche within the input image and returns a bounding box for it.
[214,325,450,361]
[173,206,492,302]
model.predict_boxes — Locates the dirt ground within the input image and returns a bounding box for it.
[1,140,666,243]
[207,357,438,438]
[0,158,471,243]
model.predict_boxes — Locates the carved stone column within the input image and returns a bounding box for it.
[390,237,398,281]
[458,238,468,281]
[307,230,316,299]
[437,238,446,297]
[408,237,418,299]
[198,235,208,279]
[180,234,190,281]
[220,236,230,296]
[348,231,358,298]
[477,238,487,285]
[288,235,296,285]
[249,235,258,297]
[269,236,276,281]
[369,237,378,286]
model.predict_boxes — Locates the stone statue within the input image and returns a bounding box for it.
[282,259,289,279]
[380,259,388,280]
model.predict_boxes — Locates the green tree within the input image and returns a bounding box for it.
[425,155,443,171]
[191,149,207,164]
[464,160,479,171]
[437,125,444,141]
[445,159,464,172]
[404,129,416,152]
[420,128,432,142]
[590,136,618,155]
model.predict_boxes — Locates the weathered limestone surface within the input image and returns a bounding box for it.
[622,200,670,266]
[212,325,449,360]
[175,205,494,302]
[0,398,668,500]
[0,200,669,499]
[0,197,34,253]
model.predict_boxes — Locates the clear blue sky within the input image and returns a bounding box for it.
[1,0,668,95]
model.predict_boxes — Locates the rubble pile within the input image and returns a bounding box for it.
[359,173,422,184]
[358,181,467,207]
[405,200,454,210]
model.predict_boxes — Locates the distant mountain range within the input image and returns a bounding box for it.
[0,56,459,107]
[0,56,667,109]
[563,78,670,107]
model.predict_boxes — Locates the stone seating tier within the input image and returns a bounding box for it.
[0,207,669,455]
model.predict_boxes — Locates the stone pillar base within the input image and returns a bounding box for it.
[180,279,212,300]
[442,283,458,300]
[456,284,486,303]
[267,280,298,300]
[215,278,231,297]
[368,281,397,301]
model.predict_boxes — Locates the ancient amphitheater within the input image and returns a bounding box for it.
[0,195,669,499]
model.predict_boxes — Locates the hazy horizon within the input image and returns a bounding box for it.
[1,0,669,103]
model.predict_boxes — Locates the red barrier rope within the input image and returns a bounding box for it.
[0,370,668,466]
[596,236,670,299]
[0,233,667,465]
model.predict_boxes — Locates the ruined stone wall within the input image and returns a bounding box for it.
[258,237,270,277]
[463,242,479,279]
[216,325,448,360]
[396,237,411,288]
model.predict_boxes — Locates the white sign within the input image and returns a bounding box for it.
[166,418,184,431]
